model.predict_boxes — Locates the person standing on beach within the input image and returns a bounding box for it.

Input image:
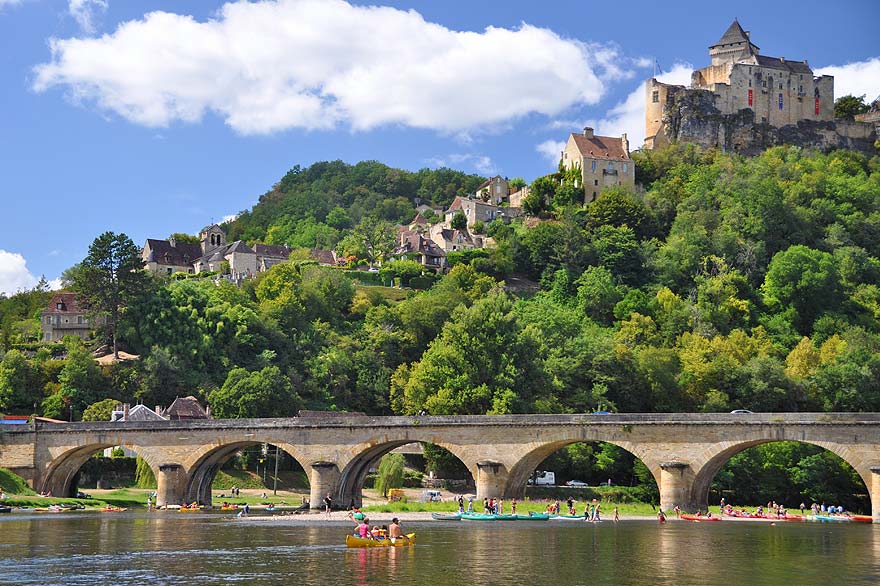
[613,506,619,522]
[324,493,333,518]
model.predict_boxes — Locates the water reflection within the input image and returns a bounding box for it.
[2,515,880,586]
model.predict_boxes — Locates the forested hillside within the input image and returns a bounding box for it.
[2,145,879,423]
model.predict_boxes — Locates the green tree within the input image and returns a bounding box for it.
[374,453,405,498]
[450,211,467,230]
[761,245,842,334]
[833,94,869,120]
[167,232,199,244]
[82,398,119,421]
[346,218,396,267]
[74,232,151,358]
[0,350,41,413]
[57,340,105,419]
[524,176,555,216]
[208,366,299,419]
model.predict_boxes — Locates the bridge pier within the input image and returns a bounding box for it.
[475,460,507,501]
[309,461,340,510]
[156,464,187,507]
[659,461,699,513]
[871,467,880,523]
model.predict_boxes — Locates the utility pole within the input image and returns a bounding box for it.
[273,446,280,495]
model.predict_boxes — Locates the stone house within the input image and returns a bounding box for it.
[393,230,446,268]
[428,225,491,253]
[105,404,167,457]
[475,176,510,205]
[161,396,210,420]
[40,292,102,342]
[562,127,634,202]
[444,196,508,228]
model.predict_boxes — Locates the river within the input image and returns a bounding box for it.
[1,512,878,585]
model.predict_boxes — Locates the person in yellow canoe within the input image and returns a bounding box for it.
[388,518,407,544]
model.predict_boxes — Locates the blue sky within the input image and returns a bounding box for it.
[1,0,878,293]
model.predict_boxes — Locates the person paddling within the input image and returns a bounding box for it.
[388,517,407,544]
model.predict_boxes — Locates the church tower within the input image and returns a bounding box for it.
[199,224,226,256]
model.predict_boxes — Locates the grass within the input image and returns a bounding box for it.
[0,467,36,495]
[354,284,409,302]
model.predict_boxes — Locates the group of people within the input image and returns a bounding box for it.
[353,517,407,543]
[718,497,850,518]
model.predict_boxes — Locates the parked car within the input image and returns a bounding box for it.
[564,480,588,487]
[527,471,556,486]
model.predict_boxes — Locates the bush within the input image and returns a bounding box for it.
[409,276,436,290]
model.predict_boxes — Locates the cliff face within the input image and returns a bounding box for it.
[662,89,878,156]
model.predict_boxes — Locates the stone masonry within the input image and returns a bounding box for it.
[2,413,880,520]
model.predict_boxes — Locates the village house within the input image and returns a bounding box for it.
[393,229,446,268]
[141,224,292,280]
[562,127,634,202]
[444,196,510,227]
[428,225,490,253]
[40,292,102,342]
[475,176,510,205]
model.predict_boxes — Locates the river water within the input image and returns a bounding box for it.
[1,512,878,585]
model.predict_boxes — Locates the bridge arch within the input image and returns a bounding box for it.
[505,438,661,499]
[39,441,163,498]
[691,437,873,513]
[182,438,312,506]
[335,438,475,508]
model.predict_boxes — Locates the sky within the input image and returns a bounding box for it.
[1,0,878,294]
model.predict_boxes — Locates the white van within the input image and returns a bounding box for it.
[527,471,556,486]
[421,490,442,502]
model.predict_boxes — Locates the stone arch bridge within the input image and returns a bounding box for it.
[2,413,879,519]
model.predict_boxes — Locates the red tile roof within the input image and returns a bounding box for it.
[569,133,630,161]
[43,292,83,315]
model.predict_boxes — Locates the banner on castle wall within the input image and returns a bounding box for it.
[779,94,784,110]
[815,98,820,115]
[748,89,753,106]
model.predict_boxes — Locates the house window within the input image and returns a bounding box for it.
[167,268,173,275]
[762,80,767,88]
[56,303,63,310]
[623,163,628,174]
[594,179,598,186]
[591,160,597,172]
[77,316,83,324]
[607,162,614,172]
[779,82,783,90]
[652,91,659,103]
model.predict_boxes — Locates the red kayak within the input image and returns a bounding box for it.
[681,514,721,522]
[851,515,873,523]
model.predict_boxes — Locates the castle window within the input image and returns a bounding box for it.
[762,80,767,88]
[652,91,659,103]
[779,83,783,90]
[748,79,751,87]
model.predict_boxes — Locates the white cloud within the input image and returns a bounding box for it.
[816,57,880,102]
[33,0,625,135]
[536,139,566,165]
[221,213,239,223]
[426,153,497,175]
[587,62,692,149]
[0,0,24,7]
[68,0,107,34]
[0,250,38,295]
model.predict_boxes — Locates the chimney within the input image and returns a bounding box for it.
[621,133,629,155]
[745,31,750,39]
[583,127,594,138]
[123,403,130,420]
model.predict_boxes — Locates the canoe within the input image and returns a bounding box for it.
[851,515,873,523]
[346,533,416,548]
[101,507,127,513]
[219,506,239,511]
[521,513,551,520]
[179,506,204,512]
[430,512,461,521]
[549,515,583,521]
[461,513,497,521]
[807,515,848,522]
[494,514,518,521]
[681,514,721,522]
[0,506,11,513]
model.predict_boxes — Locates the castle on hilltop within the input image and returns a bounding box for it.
[646,19,876,155]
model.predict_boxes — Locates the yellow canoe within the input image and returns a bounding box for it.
[345,533,416,548]
[179,506,204,512]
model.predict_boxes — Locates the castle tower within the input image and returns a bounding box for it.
[708,19,759,66]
